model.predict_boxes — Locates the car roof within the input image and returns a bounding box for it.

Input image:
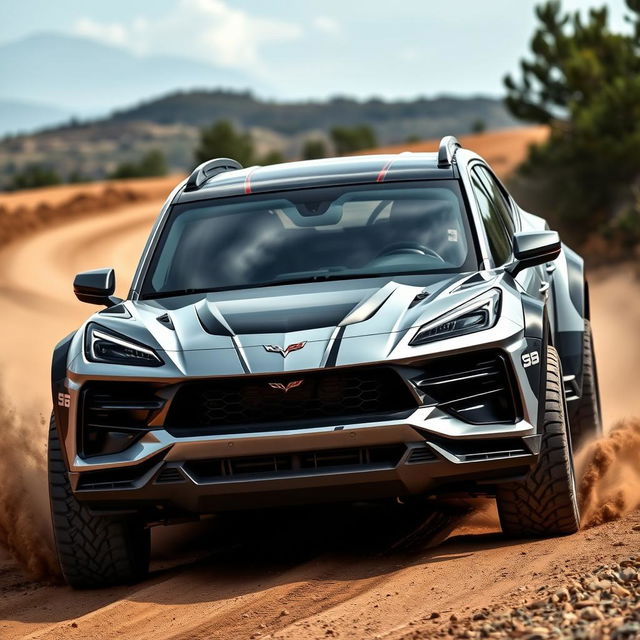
[175,152,457,204]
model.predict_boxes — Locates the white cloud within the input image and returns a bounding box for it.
[312,16,342,37]
[74,17,130,48]
[73,0,302,70]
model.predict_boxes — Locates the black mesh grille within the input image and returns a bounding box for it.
[165,367,416,436]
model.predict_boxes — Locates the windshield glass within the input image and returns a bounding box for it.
[141,180,477,297]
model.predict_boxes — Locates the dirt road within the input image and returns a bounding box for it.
[0,150,639,638]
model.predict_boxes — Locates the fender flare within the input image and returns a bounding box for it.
[563,245,585,321]
[51,331,75,459]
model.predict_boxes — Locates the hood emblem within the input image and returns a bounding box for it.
[268,380,304,393]
[263,341,307,357]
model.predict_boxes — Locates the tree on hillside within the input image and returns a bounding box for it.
[505,1,640,242]
[330,125,377,155]
[471,119,486,134]
[302,138,327,160]
[109,149,168,179]
[9,165,61,190]
[194,120,254,167]
[259,150,285,165]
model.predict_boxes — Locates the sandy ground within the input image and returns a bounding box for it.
[0,130,638,639]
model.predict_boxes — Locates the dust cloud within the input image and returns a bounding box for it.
[577,419,640,528]
[0,399,59,580]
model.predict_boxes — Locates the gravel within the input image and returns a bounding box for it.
[405,557,640,639]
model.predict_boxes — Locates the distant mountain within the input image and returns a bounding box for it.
[112,91,518,141]
[0,100,71,137]
[0,33,258,123]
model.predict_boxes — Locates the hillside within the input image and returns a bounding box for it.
[110,91,518,139]
[0,90,520,189]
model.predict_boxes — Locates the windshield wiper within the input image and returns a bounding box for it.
[142,270,445,300]
[142,275,372,299]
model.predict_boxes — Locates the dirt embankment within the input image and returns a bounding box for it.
[0,174,182,247]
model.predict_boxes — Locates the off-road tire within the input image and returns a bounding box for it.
[48,413,150,588]
[496,346,580,537]
[569,320,603,450]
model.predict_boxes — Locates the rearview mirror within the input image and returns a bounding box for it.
[73,268,121,307]
[507,231,561,277]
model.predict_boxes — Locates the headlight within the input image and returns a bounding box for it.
[85,323,163,366]
[410,289,501,346]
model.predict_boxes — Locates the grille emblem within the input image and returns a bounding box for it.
[263,342,307,357]
[268,380,304,393]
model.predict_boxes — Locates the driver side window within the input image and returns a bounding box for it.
[470,166,512,266]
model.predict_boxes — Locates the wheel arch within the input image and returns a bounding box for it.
[51,331,75,465]
[552,244,586,397]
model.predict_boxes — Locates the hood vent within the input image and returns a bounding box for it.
[409,289,430,308]
[156,313,175,330]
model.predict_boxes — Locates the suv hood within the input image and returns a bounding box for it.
[93,273,500,374]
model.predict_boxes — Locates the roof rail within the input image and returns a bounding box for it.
[437,135,461,168]
[184,157,243,191]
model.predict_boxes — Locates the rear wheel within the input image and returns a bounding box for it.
[48,413,150,588]
[496,346,580,537]
[569,320,603,450]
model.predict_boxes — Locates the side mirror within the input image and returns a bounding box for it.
[507,231,561,277]
[73,268,121,307]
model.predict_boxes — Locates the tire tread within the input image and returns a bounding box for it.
[48,414,150,588]
[496,346,580,537]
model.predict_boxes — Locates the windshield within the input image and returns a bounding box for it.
[141,180,477,297]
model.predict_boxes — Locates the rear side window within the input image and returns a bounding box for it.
[470,167,512,266]
[475,166,515,236]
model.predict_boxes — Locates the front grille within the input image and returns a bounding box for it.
[184,444,406,482]
[165,367,416,436]
[415,351,520,425]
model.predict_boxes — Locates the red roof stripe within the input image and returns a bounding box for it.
[376,158,395,183]
[244,166,259,194]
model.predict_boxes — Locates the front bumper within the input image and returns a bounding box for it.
[60,317,545,516]
[69,414,541,514]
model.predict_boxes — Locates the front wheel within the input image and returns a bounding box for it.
[496,346,580,537]
[48,413,150,588]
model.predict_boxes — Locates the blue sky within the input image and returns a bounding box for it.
[0,0,629,100]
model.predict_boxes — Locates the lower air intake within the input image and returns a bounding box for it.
[415,351,520,425]
[184,445,406,482]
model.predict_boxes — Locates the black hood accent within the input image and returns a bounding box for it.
[227,302,357,334]
[194,284,383,335]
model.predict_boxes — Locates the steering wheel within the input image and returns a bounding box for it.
[376,241,445,262]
